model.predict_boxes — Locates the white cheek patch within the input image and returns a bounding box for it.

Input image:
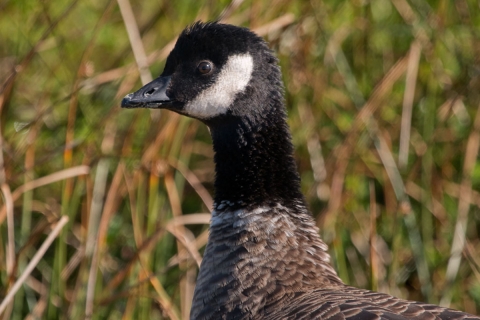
[184,54,254,119]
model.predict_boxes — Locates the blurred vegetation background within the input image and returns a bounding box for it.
[1,0,480,319]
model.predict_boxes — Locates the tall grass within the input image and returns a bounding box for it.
[1,0,479,318]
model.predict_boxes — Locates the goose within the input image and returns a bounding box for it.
[122,22,479,320]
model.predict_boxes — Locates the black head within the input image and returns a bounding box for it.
[121,22,284,126]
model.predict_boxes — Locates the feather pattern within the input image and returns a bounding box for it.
[191,203,479,320]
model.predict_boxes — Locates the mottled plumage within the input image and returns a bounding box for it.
[122,22,479,320]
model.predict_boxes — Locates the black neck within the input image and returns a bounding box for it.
[209,111,305,210]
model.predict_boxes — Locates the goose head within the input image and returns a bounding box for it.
[121,21,283,126]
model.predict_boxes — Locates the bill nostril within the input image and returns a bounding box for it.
[145,87,157,96]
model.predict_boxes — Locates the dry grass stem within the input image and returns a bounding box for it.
[0,165,90,224]
[218,0,245,22]
[168,229,210,268]
[85,159,111,318]
[0,216,69,316]
[399,40,421,169]
[369,181,378,291]
[328,52,409,217]
[97,162,126,252]
[167,213,211,227]
[441,103,480,306]
[1,183,15,319]
[117,0,152,84]
[145,269,181,320]
[298,103,327,191]
[169,159,214,210]
[251,13,296,37]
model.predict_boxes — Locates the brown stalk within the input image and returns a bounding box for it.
[97,162,126,252]
[0,117,14,319]
[398,40,421,170]
[61,247,85,281]
[85,119,118,318]
[443,181,480,209]
[147,272,181,320]
[441,102,480,306]
[164,170,194,318]
[164,224,203,268]
[99,221,181,319]
[81,15,295,92]
[328,53,409,217]
[0,166,90,224]
[103,227,166,292]
[167,213,211,226]
[168,158,214,211]
[369,181,378,291]
[297,103,327,189]
[1,184,14,279]
[168,227,209,268]
[0,216,69,316]
[250,13,295,37]
[0,0,80,100]
[24,289,48,320]
[117,0,152,85]
[141,113,181,166]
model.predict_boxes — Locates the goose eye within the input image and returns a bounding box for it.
[197,61,212,74]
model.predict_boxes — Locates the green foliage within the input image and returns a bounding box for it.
[1,0,479,319]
